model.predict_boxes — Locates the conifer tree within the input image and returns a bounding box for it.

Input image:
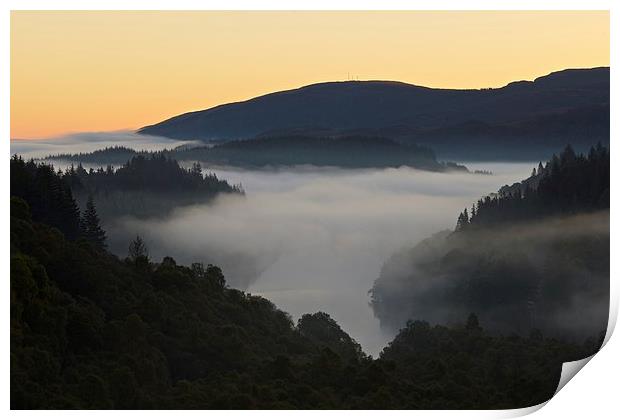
[128,235,149,261]
[81,195,107,248]
[455,208,470,231]
[191,162,203,178]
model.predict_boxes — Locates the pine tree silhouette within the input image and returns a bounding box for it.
[128,235,149,261]
[455,208,470,231]
[81,196,107,248]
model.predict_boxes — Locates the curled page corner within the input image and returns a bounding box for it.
[551,307,615,398]
[511,314,615,418]
[502,353,598,418]
[602,303,618,348]
[527,307,617,413]
[499,400,548,418]
[554,355,595,396]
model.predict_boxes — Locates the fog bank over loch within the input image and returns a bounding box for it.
[105,163,535,355]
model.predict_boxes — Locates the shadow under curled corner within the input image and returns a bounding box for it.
[500,300,618,418]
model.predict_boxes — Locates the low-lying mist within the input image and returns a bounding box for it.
[371,211,610,343]
[10,131,198,159]
[105,163,535,356]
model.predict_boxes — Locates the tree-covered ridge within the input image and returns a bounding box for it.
[455,143,609,230]
[10,193,361,409]
[47,146,140,165]
[371,145,609,344]
[378,317,598,409]
[13,154,243,222]
[44,136,470,172]
[11,195,598,409]
[175,135,446,170]
[11,155,101,243]
[63,153,243,195]
[371,213,609,339]
[58,154,243,220]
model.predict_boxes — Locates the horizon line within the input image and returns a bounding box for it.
[12,65,609,141]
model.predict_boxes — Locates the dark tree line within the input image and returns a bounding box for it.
[63,153,243,196]
[61,154,244,220]
[11,156,106,248]
[47,146,140,165]
[455,143,609,230]
[45,136,470,172]
[191,134,470,171]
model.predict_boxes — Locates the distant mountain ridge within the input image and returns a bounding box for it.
[139,67,609,159]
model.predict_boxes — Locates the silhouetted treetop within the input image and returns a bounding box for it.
[11,155,81,240]
[128,235,148,262]
[80,195,106,249]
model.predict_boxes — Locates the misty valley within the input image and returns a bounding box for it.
[9,63,610,410]
[11,139,609,409]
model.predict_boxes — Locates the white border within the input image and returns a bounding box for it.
[2,2,616,419]
[0,1,616,10]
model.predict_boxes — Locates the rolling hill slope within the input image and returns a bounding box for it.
[139,67,609,160]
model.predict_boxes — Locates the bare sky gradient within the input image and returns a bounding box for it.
[11,10,609,139]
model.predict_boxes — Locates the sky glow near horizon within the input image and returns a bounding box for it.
[11,10,609,139]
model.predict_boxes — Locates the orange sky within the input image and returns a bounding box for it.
[10,10,610,139]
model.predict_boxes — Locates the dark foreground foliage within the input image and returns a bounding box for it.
[10,159,600,409]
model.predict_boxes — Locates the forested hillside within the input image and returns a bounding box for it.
[46,146,140,166]
[455,143,609,229]
[371,145,609,341]
[11,156,82,240]
[45,136,468,171]
[172,136,460,170]
[13,154,243,220]
[10,153,602,409]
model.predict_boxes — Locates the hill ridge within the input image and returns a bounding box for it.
[138,67,609,160]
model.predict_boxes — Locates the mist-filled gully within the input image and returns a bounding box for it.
[106,163,536,356]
